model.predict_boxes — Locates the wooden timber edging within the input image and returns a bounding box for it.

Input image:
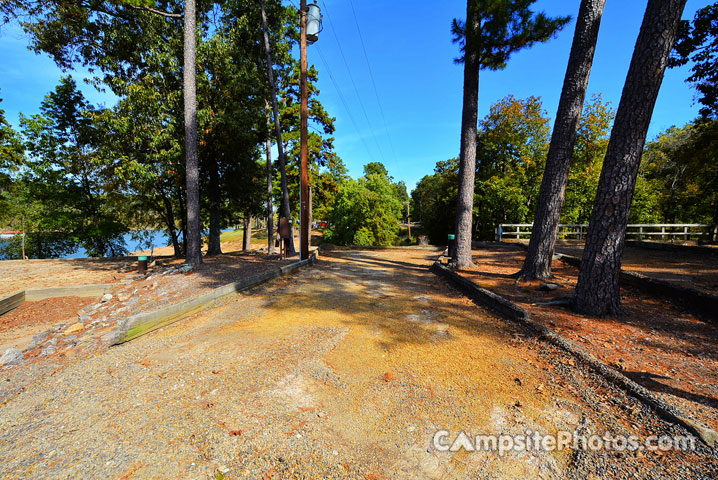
[108,251,318,346]
[0,284,114,317]
[430,260,718,448]
[553,252,718,322]
[0,291,25,316]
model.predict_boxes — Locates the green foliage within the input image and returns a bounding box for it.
[325,164,404,246]
[642,119,718,224]
[312,155,348,222]
[452,0,571,69]
[411,159,458,244]
[561,95,615,223]
[0,93,25,226]
[15,77,129,258]
[473,95,550,238]
[413,95,620,241]
[670,3,718,118]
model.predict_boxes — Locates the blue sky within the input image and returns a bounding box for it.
[0,0,711,190]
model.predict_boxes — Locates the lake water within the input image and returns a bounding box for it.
[65,230,175,259]
[0,228,236,260]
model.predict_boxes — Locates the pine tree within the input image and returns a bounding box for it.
[451,0,570,269]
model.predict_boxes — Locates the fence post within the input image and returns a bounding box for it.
[661,226,665,241]
[639,226,643,241]
[684,226,688,242]
[713,225,717,243]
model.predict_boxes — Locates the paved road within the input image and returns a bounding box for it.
[0,249,714,479]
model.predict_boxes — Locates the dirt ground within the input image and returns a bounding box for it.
[0,250,293,368]
[0,257,128,299]
[462,244,718,437]
[0,296,96,352]
[0,249,714,479]
[548,241,718,295]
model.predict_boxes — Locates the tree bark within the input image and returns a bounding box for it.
[207,159,222,255]
[260,0,295,254]
[452,4,481,269]
[183,0,202,264]
[519,0,606,280]
[264,104,275,254]
[243,212,252,251]
[574,0,687,315]
[159,188,182,258]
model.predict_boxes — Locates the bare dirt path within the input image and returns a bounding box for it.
[0,249,714,479]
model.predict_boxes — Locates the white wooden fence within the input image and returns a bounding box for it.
[497,223,717,242]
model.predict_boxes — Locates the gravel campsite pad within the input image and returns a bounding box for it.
[0,249,715,479]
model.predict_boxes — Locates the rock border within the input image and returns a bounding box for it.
[0,284,114,317]
[108,252,318,345]
[431,260,717,448]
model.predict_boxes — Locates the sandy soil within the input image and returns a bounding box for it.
[0,249,714,478]
[462,244,718,436]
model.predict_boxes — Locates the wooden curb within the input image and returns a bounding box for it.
[431,260,718,448]
[0,284,114,317]
[0,291,25,316]
[108,252,318,345]
[319,244,441,252]
[554,252,718,322]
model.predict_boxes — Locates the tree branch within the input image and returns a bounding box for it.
[126,4,182,19]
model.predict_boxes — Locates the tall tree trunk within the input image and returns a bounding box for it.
[159,189,182,258]
[265,104,275,254]
[452,3,480,269]
[207,160,222,255]
[243,212,252,251]
[183,0,202,264]
[519,0,606,281]
[574,0,687,316]
[260,0,295,254]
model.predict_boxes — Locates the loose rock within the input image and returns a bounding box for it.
[64,323,85,336]
[0,348,23,366]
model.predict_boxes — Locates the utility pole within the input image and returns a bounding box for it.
[299,0,309,260]
[406,201,411,241]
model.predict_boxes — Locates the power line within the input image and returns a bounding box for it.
[346,0,399,166]
[315,44,377,163]
[286,0,382,164]
[319,0,388,165]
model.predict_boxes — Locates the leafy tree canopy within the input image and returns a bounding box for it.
[671,2,718,118]
[451,0,571,69]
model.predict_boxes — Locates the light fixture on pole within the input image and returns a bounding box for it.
[299,0,321,260]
